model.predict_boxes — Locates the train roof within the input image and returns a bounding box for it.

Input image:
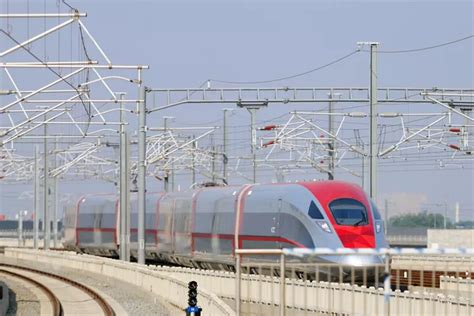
[73,180,364,201]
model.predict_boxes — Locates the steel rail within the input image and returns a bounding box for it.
[0,263,115,316]
[0,268,63,316]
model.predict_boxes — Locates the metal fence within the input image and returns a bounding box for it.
[235,248,474,316]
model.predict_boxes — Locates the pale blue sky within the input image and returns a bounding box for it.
[0,0,473,220]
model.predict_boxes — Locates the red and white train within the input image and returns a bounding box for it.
[64,180,387,270]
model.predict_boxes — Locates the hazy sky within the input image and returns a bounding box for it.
[0,0,473,220]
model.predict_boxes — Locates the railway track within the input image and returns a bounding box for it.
[0,268,62,315]
[0,263,115,316]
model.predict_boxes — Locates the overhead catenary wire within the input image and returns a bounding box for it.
[362,34,474,54]
[0,29,93,133]
[61,0,76,12]
[208,49,360,85]
[2,6,470,205]
[208,35,473,86]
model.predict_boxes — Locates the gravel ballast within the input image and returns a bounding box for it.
[0,254,182,316]
[2,276,41,316]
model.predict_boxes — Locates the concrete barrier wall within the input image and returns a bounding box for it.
[4,249,234,316]
[392,255,474,272]
[0,238,49,248]
[233,273,472,315]
[428,229,474,248]
[153,261,474,315]
[4,248,474,315]
[440,275,474,300]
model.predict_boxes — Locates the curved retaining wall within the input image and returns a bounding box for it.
[4,248,234,316]
[163,264,474,315]
[5,248,474,315]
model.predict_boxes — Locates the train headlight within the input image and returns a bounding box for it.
[375,220,382,233]
[316,220,332,233]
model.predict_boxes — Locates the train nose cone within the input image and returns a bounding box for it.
[338,254,384,266]
[336,226,375,248]
[320,253,384,267]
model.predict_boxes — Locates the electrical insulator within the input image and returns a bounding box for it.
[259,124,277,131]
[262,140,275,147]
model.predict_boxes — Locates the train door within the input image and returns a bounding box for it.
[240,186,283,250]
[173,194,193,256]
[170,199,176,253]
[157,195,174,253]
[210,198,226,255]
[274,197,282,249]
[93,203,103,245]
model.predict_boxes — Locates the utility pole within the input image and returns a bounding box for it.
[250,108,257,183]
[17,211,25,247]
[354,129,366,191]
[369,42,378,200]
[211,145,216,183]
[455,202,460,224]
[237,101,267,184]
[137,74,147,265]
[171,162,175,192]
[126,134,131,261]
[34,145,40,249]
[43,113,50,250]
[163,116,173,192]
[327,92,340,180]
[357,42,379,199]
[384,199,389,235]
[192,136,196,186]
[362,148,367,192]
[444,200,448,229]
[223,108,232,184]
[52,137,58,248]
[209,134,216,183]
[328,92,334,180]
[119,92,130,261]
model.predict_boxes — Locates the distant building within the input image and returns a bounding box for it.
[0,220,63,231]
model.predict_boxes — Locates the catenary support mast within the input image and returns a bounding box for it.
[137,71,147,264]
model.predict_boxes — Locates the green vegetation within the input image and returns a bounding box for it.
[456,221,474,229]
[388,211,455,228]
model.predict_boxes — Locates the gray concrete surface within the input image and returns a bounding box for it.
[5,248,474,315]
[428,229,474,248]
[0,254,178,316]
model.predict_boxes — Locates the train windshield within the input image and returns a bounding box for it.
[328,198,368,226]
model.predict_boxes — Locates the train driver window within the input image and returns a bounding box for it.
[329,198,368,226]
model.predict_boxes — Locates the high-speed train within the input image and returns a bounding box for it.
[64,180,387,274]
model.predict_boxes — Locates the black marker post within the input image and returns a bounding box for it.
[185,281,202,316]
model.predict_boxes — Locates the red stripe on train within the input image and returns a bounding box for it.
[76,228,305,248]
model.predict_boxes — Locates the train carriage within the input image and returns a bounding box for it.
[64,180,388,275]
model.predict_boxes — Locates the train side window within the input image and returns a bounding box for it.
[308,201,324,219]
